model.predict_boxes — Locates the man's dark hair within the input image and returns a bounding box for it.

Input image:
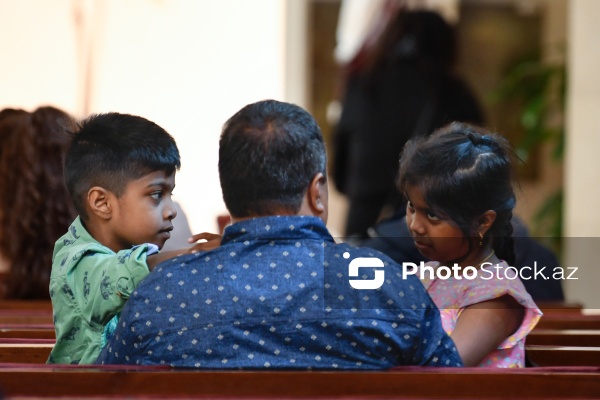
[219,100,326,217]
[65,112,181,220]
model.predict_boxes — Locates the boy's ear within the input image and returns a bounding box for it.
[87,187,113,220]
[478,210,497,236]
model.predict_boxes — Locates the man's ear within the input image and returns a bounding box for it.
[307,172,328,217]
[478,210,497,236]
[87,187,113,221]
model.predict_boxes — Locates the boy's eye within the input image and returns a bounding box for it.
[406,201,414,210]
[150,191,163,200]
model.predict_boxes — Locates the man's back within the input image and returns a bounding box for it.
[98,216,461,369]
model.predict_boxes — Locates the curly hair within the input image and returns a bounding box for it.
[0,106,77,299]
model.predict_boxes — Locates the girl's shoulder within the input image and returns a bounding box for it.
[463,260,540,312]
[423,260,539,309]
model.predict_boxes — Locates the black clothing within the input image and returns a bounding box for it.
[333,60,484,236]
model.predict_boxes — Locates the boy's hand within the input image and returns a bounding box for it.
[188,232,222,253]
[147,233,221,270]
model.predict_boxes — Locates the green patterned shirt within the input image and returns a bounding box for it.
[47,217,154,364]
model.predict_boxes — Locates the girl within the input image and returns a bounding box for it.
[397,122,542,367]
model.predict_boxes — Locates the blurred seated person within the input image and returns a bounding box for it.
[0,106,77,299]
[359,210,564,302]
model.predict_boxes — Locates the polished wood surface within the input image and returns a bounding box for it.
[527,345,600,367]
[0,301,596,398]
[527,330,600,347]
[535,314,600,330]
[0,343,52,363]
[0,366,597,398]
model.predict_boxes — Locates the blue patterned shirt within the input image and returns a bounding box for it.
[97,216,462,369]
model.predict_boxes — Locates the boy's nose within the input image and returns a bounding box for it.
[165,201,178,220]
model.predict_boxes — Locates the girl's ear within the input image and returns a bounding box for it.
[478,210,497,236]
[87,187,113,220]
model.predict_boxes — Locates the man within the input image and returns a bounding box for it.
[97,100,462,369]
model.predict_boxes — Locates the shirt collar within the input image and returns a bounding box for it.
[71,216,96,244]
[221,215,334,245]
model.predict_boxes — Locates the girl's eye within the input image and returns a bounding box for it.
[407,201,414,210]
[427,211,440,221]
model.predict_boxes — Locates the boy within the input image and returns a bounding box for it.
[48,112,183,364]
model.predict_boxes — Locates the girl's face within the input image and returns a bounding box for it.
[405,185,472,263]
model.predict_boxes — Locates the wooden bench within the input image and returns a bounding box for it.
[0,300,52,311]
[0,365,597,398]
[527,345,600,367]
[527,330,600,347]
[537,302,584,314]
[0,327,55,339]
[536,314,600,330]
[0,342,52,363]
[0,310,53,325]
[1,342,599,367]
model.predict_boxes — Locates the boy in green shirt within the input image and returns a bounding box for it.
[48,112,200,364]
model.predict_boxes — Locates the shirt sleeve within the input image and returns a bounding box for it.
[70,244,153,327]
[415,305,464,367]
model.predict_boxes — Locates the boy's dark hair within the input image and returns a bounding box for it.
[397,122,518,265]
[65,112,181,220]
[219,100,326,217]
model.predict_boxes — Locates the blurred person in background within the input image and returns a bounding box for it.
[0,106,77,299]
[332,7,484,237]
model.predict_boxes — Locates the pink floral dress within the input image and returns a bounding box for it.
[421,260,542,367]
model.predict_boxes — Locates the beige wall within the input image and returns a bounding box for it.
[0,0,292,235]
[564,0,600,307]
[0,0,79,113]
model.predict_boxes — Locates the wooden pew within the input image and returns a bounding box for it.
[527,330,600,347]
[0,300,52,311]
[0,314,53,325]
[0,342,52,363]
[0,365,597,398]
[527,345,600,367]
[0,310,53,325]
[536,314,600,330]
[0,341,600,367]
[0,327,55,339]
[4,342,600,368]
[1,342,598,368]
[537,302,584,315]
[0,300,53,326]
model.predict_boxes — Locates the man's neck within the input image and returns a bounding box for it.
[230,209,296,225]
